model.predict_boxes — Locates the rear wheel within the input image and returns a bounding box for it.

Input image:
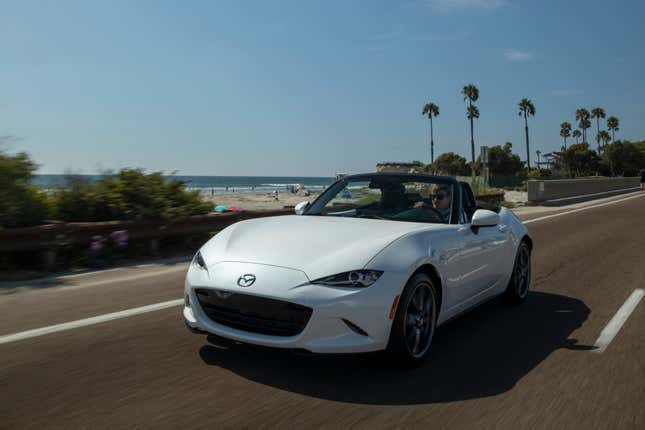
[504,241,531,304]
[387,273,438,365]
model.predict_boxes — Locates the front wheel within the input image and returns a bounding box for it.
[387,273,438,365]
[504,241,531,305]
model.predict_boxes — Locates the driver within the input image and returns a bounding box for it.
[431,185,452,222]
[391,184,452,223]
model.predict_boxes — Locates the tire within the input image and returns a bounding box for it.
[387,273,438,365]
[504,241,531,305]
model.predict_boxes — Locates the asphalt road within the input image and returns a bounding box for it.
[2,193,644,429]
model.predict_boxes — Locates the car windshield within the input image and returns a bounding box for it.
[306,176,454,224]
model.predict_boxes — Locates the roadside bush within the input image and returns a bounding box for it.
[432,152,469,176]
[53,169,211,222]
[598,140,645,177]
[485,142,525,176]
[527,168,552,178]
[560,143,600,178]
[0,150,52,228]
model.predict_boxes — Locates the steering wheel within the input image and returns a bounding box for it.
[419,205,444,222]
[356,208,386,219]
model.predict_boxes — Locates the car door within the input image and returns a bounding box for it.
[445,181,512,311]
[443,220,509,315]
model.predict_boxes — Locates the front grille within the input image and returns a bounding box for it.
[194,289,312,337]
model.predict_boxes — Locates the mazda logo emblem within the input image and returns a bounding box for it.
[237,274,256,287]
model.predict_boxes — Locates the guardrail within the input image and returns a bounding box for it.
[0,209,293,271]
[527,177,640,204]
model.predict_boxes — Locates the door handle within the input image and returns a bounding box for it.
[498,224,509,233]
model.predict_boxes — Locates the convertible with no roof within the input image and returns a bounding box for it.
[184,173,532,363]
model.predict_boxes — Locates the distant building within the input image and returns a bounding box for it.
[376,162,426,174]
[541,152,564,175]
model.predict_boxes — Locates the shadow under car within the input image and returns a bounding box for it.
[198,291,591,405]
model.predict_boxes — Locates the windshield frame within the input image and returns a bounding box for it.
[304,173,463,225]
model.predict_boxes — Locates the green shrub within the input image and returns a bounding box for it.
[0,150,52,228]
[599,140,645,176]
[527,168,552,178]
[53,169,211,222]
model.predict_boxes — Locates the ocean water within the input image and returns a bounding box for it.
[32,174,336,195]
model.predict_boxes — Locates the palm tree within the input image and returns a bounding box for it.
[607,116,619,142]
[591,107,606,148]
[575,108,591,142]
[597,130,614,175]
[461,84,479,174]
[422,102,440,164]
[560,121,572,149]
[572,129,582,144]
[580,119,591,142]
[466,105,480,129]
[596,130,611,150]
[518,98,536,169]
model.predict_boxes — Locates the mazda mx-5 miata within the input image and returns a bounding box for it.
[184,173,532,363]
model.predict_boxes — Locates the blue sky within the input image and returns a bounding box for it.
[1,0,644,176]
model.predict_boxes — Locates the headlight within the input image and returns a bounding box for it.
[311,270,383,287]
[193,251,207,271]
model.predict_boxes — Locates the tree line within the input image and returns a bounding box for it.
[422,83,537,175]
[421,84,638,179]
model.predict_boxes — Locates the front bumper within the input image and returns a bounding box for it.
[184,261,400,353]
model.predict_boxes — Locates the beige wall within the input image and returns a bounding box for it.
[528,177,640,203]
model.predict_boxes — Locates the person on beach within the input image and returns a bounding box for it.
[640,169,645,190]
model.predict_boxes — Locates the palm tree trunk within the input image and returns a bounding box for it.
[564,136,567,150]
[469,117,475,176]
[429,116,434,165]
[595,118,600,150]
[524,114,530,170]
[611,130,615,143]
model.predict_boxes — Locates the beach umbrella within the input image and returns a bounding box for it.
[228,205,243,212]
[214,205,229,212]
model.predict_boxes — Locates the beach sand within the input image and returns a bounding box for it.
[203,191,321,211]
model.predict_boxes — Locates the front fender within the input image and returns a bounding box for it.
[364,228,454,316]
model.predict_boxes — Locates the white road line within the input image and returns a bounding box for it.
[0,299,183,346]
[593,289,644,354]
[523,192,645,224]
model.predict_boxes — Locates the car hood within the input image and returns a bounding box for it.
[199,215,436,281]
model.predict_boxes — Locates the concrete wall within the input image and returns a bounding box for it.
[527,177,640,203]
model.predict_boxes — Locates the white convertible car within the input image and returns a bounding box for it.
[184,173,532,363]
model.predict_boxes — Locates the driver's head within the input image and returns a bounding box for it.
[432,185,451,212]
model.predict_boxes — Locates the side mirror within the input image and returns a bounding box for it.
[471,209,500,228]
[294,201,310,215]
